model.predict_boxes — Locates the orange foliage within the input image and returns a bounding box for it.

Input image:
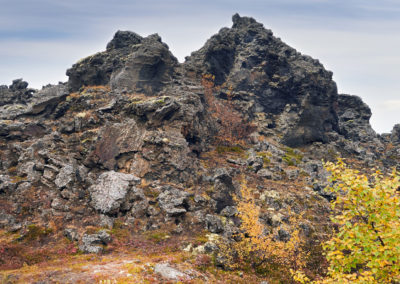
[202,74,256,146]
[218,180,307,280]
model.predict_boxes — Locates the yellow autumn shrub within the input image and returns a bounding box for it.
[218,180,307,278]
[293,159,400,283]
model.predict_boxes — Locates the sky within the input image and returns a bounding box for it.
[0,0,399,133]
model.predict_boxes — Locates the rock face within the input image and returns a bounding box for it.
[67,32,177,94]
[337,94,376,142]
[184,13,339,146]
[87,119,146,170]
[66,31,143,91]
[110,34,178,94]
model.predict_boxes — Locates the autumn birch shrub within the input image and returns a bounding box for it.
[218,180,307,278]
[293,159,400,283]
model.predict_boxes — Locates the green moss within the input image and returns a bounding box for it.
[257,152,271,165]
[144,231,170,243]
[216,145,244,155]
[22,224,53,242]
[154,97,167,105]
[282,147,303,166]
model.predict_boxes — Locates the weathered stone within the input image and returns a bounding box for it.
[88,171,140,214]
[88,119,146,170]
[67,31,143,91]
[154,263,190,281]
[390,124,400,143]
[64,228,79,241]
[211,168,236,213]
[79,230,112,254]
[54,165,75,189]
[205,214,224,233]
[157,186,189,216]
[110,34,178,95]
[0,175,16,193]
[337,94,376,142]
[257,169,273,179]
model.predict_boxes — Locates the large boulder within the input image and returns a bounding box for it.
[157,186,190,216]
[184,13,339,146]
[88,171,140,214]
[79,230,112,254]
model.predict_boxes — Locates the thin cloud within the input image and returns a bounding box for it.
[380,100,400,111]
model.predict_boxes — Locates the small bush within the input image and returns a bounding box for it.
[218,180,307,281]
[293,160,400,283]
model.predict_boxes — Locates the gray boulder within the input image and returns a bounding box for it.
[154,263,190,281]
[67,31,177,94]
[79,230,112,254]
[205,214,224,233]
[54,164,75,189]
[390,124,400,143]
[157,186,189,216]
[89,171,140,214]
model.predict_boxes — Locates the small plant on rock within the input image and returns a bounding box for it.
[217,180,307,281]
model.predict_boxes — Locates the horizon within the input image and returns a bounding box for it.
[0,0,399,133]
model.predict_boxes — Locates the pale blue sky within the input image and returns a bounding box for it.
[0,0,399,133]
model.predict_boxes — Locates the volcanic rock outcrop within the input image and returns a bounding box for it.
[0,14,398,265]
[184,14,339,146]
[67,32,178,95]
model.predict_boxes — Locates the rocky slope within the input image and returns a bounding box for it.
[1,14,399,283]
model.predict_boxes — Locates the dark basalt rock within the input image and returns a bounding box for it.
[185,13,339,147]
[110,34,178,95]
[0,79,35,106]
[67,32,177,94]
[106,30,142,50]
[66,31,144,92]
[390,124,400,143]
[337,94,376,142]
